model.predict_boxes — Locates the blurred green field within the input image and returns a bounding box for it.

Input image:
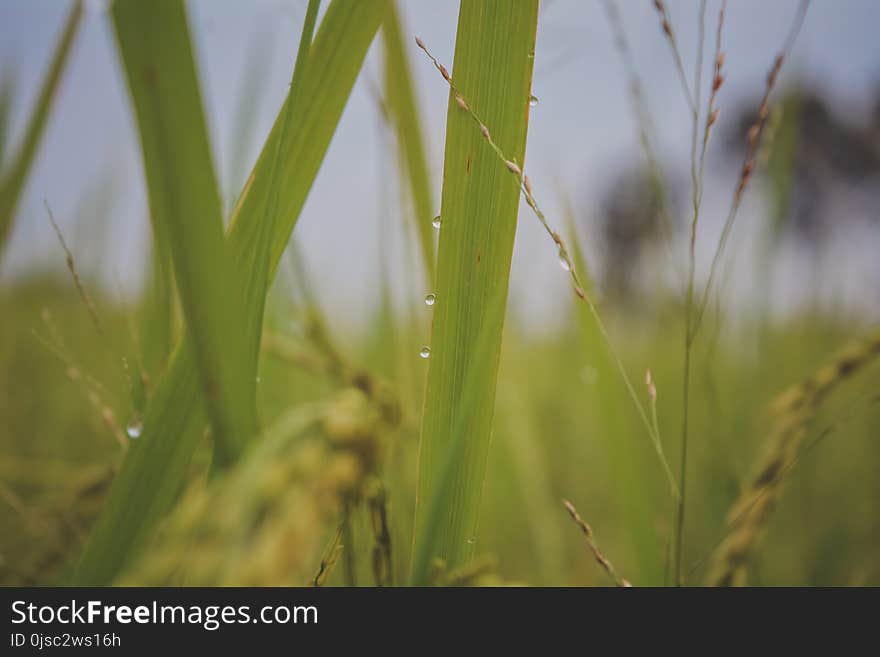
[1,0,878,587]
[1,275,877,585]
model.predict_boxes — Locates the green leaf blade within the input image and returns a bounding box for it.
[73,0,387,585]
[411,0,539,584]
[0,0,84,260]
[382,1,436,284]
[112,0,255,464]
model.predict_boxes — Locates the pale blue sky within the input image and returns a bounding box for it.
[1,1,879,326]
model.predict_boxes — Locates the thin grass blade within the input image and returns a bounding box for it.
[0,0,83,260]
[382,1,436,284]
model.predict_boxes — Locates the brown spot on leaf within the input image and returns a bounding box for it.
[142,64,158,90]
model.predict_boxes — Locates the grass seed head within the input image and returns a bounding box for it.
[708,107,720,128]
[646,369,657,402]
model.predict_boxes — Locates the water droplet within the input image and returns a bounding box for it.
[419,346,431,359]
[126,416,143,439]
[529,94,539,107]
[558,250,571,272]
[424,293,436,307]
[432,215,442,229]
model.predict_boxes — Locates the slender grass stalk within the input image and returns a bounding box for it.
[674,0,808,585]
[698,1,728,195]
[673,0,707,589]
[0,1,83,261]
[43,201,141,447]
[563,499,632,587]
[691,0,810,338]
[410,0,539,583]
[651,0,696,114]
[32,325,126,449]
[44,202,103,337]
[73,0,387,585]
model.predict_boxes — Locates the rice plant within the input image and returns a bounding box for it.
[1,0,879,589]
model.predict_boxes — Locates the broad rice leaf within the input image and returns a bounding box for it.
[411,0,539,583]
[113,0,255,463]
[73,0,387,585]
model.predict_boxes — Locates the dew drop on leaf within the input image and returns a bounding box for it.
[126,416,143,439]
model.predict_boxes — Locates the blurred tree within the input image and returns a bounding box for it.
[598,165,679,303]
[726,88,880,248]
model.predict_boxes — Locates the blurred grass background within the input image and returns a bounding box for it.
[2,277,877,585]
